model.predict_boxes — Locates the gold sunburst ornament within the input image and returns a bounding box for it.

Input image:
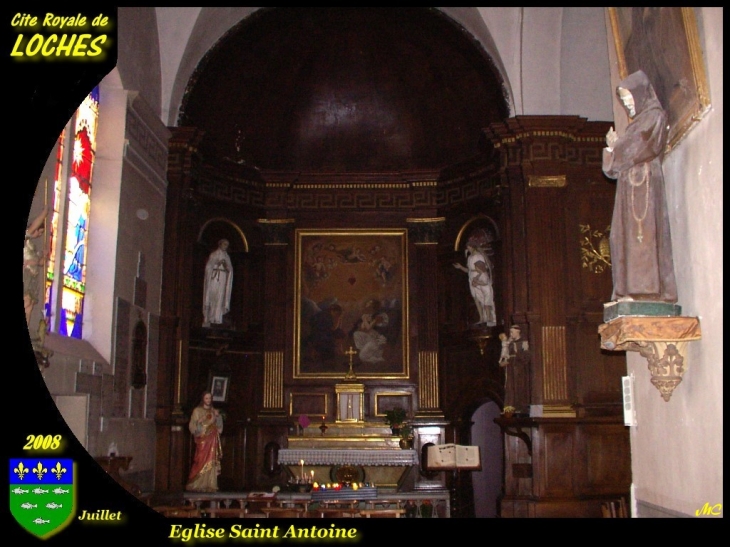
[580,224,612,273]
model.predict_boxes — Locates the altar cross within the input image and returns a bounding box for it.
[344,346,358,380]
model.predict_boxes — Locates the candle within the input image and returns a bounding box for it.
[310,469,314,482]
[300,459,304,480]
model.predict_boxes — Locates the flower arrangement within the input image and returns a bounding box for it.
[398,424,414,440]
[384,407,407,429]
[397,424,415,449]
[502,406,516,417]
[295,414,311,435]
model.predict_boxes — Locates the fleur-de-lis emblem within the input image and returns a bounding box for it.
[14,461,29,480]
[51,462,67,480]
[33,462,48,480]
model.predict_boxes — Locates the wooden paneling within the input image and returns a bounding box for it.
[536,426,575,497]
[580,424,632,495]
[498,417,630,518]
[158,117,629,515]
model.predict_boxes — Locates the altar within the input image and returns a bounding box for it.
[278,447,418,489]
[279,407,419,490]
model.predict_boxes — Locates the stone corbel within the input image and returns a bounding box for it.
[598,316,701,401]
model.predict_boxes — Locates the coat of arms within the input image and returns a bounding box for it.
[10,458,76,539]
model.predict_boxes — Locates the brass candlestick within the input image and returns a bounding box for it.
[319,418,328,436]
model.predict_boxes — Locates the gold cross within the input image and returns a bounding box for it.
[344,346,358,380]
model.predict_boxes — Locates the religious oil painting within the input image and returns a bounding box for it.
[294,229,408,379]
[609,7,711,152]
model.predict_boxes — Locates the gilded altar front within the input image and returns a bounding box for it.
[280,414,417,489]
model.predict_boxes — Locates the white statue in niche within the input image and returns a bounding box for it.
[203,239,233,327]
[453,229,496,327]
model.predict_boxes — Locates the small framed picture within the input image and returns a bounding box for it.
[209,374,230,403]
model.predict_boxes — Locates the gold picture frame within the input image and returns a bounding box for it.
[294,228,409,379]
[608,7,711,152]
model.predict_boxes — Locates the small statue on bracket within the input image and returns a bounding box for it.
[499,325,531,415]
[602,70,677,303]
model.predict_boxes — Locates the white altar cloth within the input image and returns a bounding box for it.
[278,449,418,466]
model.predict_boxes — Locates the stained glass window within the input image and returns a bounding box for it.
[44,87,99,339]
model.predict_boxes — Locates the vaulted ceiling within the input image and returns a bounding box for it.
[179,7,508,173]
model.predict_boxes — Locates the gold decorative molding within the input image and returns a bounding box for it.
[580,224,611,273]
[197,217,249,252]
[335,383,365,423]
[406,217,446,245]
[171,339,185,416]
[528,175,567,188]
[288,392,329,418]
[541,404,576,418]
[599,316,702,401]
[294,183,411,189]
[374,391,413,417]
[405,217,446,223]
[257,218,295,223]
[263,351,284,408]
[453,214,500,252]
[493,131,604,148]
[418,351,440,410]
[542,326,568,402]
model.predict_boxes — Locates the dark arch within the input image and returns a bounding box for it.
[178,7,509,172]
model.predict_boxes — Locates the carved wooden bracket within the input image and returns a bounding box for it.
[494,418,532,456]
[598,315,702,401]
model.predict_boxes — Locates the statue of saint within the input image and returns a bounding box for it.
[453,229,496,326]
[186,392,223,492]
[203,239,233,327]
[603,70,677,302]
[23,207,48,325]
[499,325,531,415]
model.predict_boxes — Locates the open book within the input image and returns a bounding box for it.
[426,444,481,470]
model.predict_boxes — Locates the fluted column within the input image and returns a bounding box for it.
[257,218,295,416]
[407,217,445,417]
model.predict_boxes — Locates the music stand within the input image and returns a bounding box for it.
[424,444,481,518]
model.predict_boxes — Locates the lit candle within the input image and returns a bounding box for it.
[300,459,304,480]
[310,469,315,482]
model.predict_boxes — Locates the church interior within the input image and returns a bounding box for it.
[24,8,722,518]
